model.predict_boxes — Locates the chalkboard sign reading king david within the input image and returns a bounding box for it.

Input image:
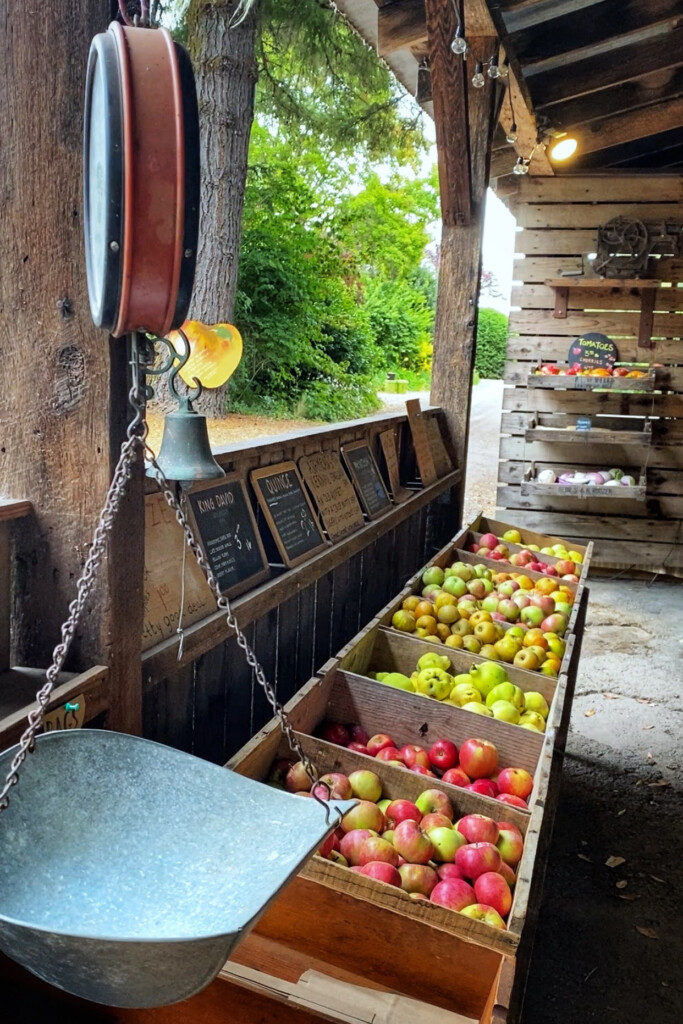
[186,475,270,598]
[251,461,329,569]
[568,332,619,371]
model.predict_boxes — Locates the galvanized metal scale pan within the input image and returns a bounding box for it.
[0,730,354,1007]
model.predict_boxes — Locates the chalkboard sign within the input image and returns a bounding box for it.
[251,461,329,569]
[379,428,410,503]
[406,398,438,486]
[568,332,619,370]
[299,451,365,541]
[342,441,392,518]
[186,475,270,597]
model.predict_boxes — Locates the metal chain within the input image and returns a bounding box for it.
[0,433,143,811]
[145,456,336,819]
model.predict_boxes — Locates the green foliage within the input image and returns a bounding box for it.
[475,308,509,379]
[364,279,434,372]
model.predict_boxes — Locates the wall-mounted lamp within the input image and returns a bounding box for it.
[548,134,578,162]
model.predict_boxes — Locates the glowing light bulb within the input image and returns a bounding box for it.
[472,64,485,88]
[549,136,578,161]
[451,31,467,55]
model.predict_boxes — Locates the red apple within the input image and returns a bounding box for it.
[497,767,533,800]
[358,836,399,867]
[480,533,499,550]
[428,739,459,772]
[367,733,396,757]
[529,594,555,616]
[375,746,404,762]
[442,767,471,788]
[398,863,439,896]
[498,820,522,838]
[420,812,453,832]
[348,742,370,756]
[437,863,466,881]
[458,738,499,780]
[455,842,503,880]
[339,829,376,866]
[312,772,353,801]
[319,721,351,746]
[360,862,402,887]
[499,862,517,887]
[430,878,476,912]
[400,744,431,770]
[456,814,499,845]
[411,765,437,777]
[466,779,498,799]
[541,613,567,636]
[317,832,339,858]
[496,793,528,809]
[555,559,576,576]
[384,799,422,830]
[474,872,512,917]
[459,903,506,929]
[349,724,370,747]
[415,788,455,820]
[340,801,385,834]
[393,820,435,864]
[497,828,524,867]
[285,762,314,793]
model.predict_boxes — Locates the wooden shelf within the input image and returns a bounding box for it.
[0,665,108,750]
[0,499,32,523]
[543,278,659,345]
[527,369,658,392]
[524,423,652,446]
[521,474,647,502]
[544,278,662,289]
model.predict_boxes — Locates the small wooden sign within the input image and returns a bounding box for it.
[143,491,215,650]
[379,429,410,503]
[185,475,270,598]
[405,398,438,486]
[568,332,619,370]
[251,462,329,569]
[42,695,86,732]
[298,451,365,541]
[425,417,453,478]
[341,441,392,519]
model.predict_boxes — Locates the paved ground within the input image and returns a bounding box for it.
[523,577,683,1024]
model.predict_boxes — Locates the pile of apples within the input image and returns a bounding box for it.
[467,528,584,573]
[372,653,549,731]
[390,563,570,673]
[315,718,533,809]
[534,363,648,379]
[270,760,524,930]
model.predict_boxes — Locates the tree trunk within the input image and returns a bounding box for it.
[0,0,143,734]
[186,0,259,417]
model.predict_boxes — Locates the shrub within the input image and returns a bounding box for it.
[475,308,508,379]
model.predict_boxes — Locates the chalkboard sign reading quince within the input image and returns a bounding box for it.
[568,332,619,371]
[251,462,328,569]
[342,441,392,519]
[186,475,270,598]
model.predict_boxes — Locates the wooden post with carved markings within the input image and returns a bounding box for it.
[0,0,143,735]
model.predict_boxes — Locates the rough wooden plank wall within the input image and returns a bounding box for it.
[498,175,683,575]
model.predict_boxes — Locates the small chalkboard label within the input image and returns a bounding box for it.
[568,332,619,370]
[186,475,270,597]
[342,441,392,518]
[251,461,328,569]
[298,450,365,541]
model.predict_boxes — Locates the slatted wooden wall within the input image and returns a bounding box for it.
[497,175,683,575]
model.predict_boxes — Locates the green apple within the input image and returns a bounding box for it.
[523,692,550,718]
[486,682,524,710]
[443,576,468,598]
[503,529,522,544]
[422,566,445,587]
[469,661,508,697]
[449,561,474,582]
[490,700,520,725]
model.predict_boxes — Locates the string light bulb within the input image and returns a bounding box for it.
[498,61,509,79]
[472,63,485,88]
[488,57,500,79]
[451,28,467,55]
[505,123,518,145]
[549,136,578,161]
[513,157,530,176]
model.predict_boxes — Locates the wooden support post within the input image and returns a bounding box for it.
[427,1,498,506]
[638,287,656,349]
[0,1,143,735]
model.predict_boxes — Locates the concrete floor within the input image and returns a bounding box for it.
[523,576,683,1024]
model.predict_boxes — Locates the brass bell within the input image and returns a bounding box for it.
[149,400,225,486]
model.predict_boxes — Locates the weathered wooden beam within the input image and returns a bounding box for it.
[498,54,554,176]
[542,66,683,132]
[377,0,427,56]
[533,24,683,111]
[0,0,143,735]
[578,94,683,155]
[510,0,682,67]
[425,0,472,225]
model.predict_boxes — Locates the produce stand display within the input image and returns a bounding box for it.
[216,511,590,1023]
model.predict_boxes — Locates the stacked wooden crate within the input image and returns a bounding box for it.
[498,174,683,576]
[221,511,591,1024]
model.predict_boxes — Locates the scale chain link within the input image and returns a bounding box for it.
[146,458,336,821]
[0,434,143,812]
